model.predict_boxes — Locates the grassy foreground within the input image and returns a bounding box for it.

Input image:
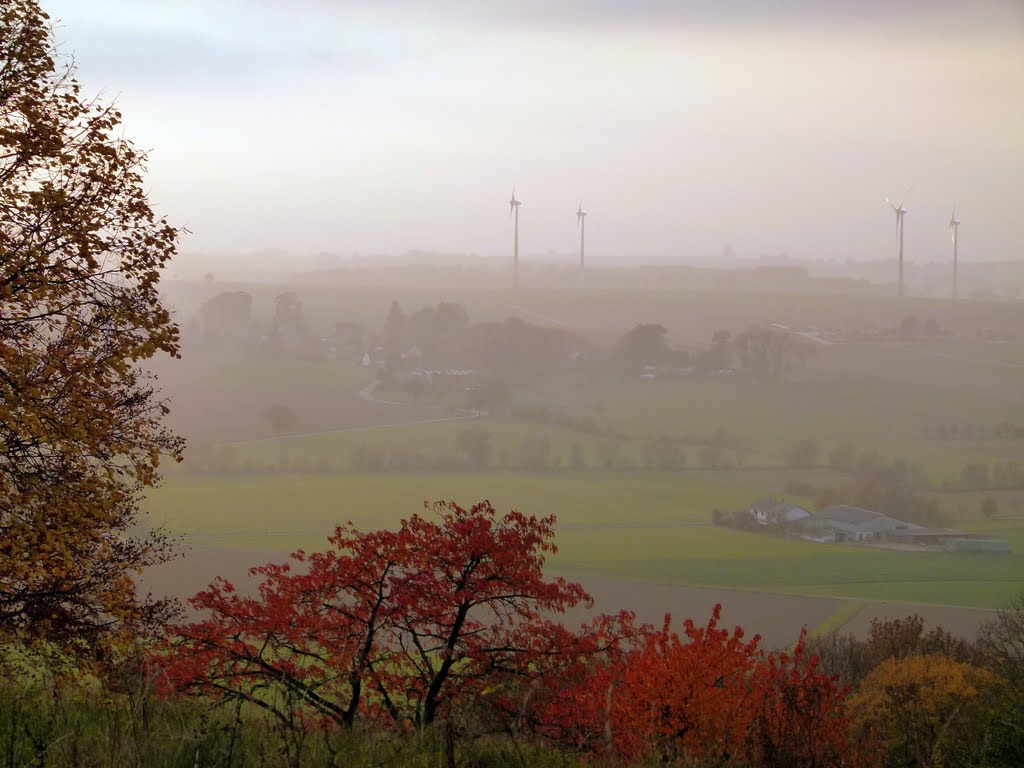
[0,681,569,768]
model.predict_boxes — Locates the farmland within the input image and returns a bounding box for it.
[146,470,1024,611]
[141,280,1024,641]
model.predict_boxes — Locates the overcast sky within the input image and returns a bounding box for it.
[46,0,1024,265]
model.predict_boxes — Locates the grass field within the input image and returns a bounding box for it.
[148,471,756,540]
[145,470,1024,610]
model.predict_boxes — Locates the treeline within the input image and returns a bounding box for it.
[929,421,1024,441]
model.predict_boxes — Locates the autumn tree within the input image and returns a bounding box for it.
[158,501,594,731]
[809,614,979,689]
[582,606,864,767]
[0,1,181,650]
[848,654,1001,768]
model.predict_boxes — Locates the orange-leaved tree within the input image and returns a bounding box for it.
[585,607,868,767]
[0,0,181,651]
[156,501,595,730]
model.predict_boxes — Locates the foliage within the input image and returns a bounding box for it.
[982,495,999,519]
[198,291,252,344]
[466,378,511,413]
[979,591,1024,706]
[262,403,298,435]
[848,654,1001,768]
[157,501,593,730]
[455,426,493,468]
[565,606,868,767]
[0,674,575,768]
[809,614,980,689]
[785,438,819,468]
[641,435,687,470]
[615,323,676,370]
[0,0,181,650]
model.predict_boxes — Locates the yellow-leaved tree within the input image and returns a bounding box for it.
[848,653,1001,768]
[0,0,182,654]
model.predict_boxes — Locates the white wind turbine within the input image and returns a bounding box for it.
[509,188,521,289]
[949,206,961,299]
[576,201,587,269]
[884,187,912,297]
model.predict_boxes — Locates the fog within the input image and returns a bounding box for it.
[49,0,1024,264]
[9,4,1024,754]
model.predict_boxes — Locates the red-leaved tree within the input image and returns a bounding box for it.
[558,606,872,768]
[154,500,594,730]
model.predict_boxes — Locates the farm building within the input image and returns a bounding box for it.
[798,505,910,543]
[748,499,810,526]
[889,527,974,546]
[412,368,478,391]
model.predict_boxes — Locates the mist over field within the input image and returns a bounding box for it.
[4,1,1024,765]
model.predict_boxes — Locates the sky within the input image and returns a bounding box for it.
[45,0,1024,266]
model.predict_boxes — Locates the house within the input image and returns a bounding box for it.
[798,505,909,543]
[748,499,811,527]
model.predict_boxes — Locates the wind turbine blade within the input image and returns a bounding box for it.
[898,184,913,209]
[885,197,899,213]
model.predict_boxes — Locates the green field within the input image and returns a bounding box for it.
[146,470,1024,609]
[189,357,378,395]
[148,471,755,540]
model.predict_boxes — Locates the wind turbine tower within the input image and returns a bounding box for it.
[949,208,961,299]
[576,202,587,269]
[509,188,521,289]
[885,190,910,297]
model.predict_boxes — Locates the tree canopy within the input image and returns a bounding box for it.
[0,0,182,650]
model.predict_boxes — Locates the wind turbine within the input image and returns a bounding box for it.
[884,187,911,297]
[949,207,961,299]
[576,201,587,269]
[509,188,521,289]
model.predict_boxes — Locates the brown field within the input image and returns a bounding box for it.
[141,544,996,648]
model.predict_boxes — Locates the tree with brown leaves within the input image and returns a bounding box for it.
[1,0,182,653]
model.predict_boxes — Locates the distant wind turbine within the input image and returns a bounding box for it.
[576,201,587,269]
[509,188,521,289]
[949,206,961,299]
[884,187,912,297]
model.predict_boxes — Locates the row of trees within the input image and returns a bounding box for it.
[930,421,1024,441]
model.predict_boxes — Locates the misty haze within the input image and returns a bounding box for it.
[2,1,1024,766]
